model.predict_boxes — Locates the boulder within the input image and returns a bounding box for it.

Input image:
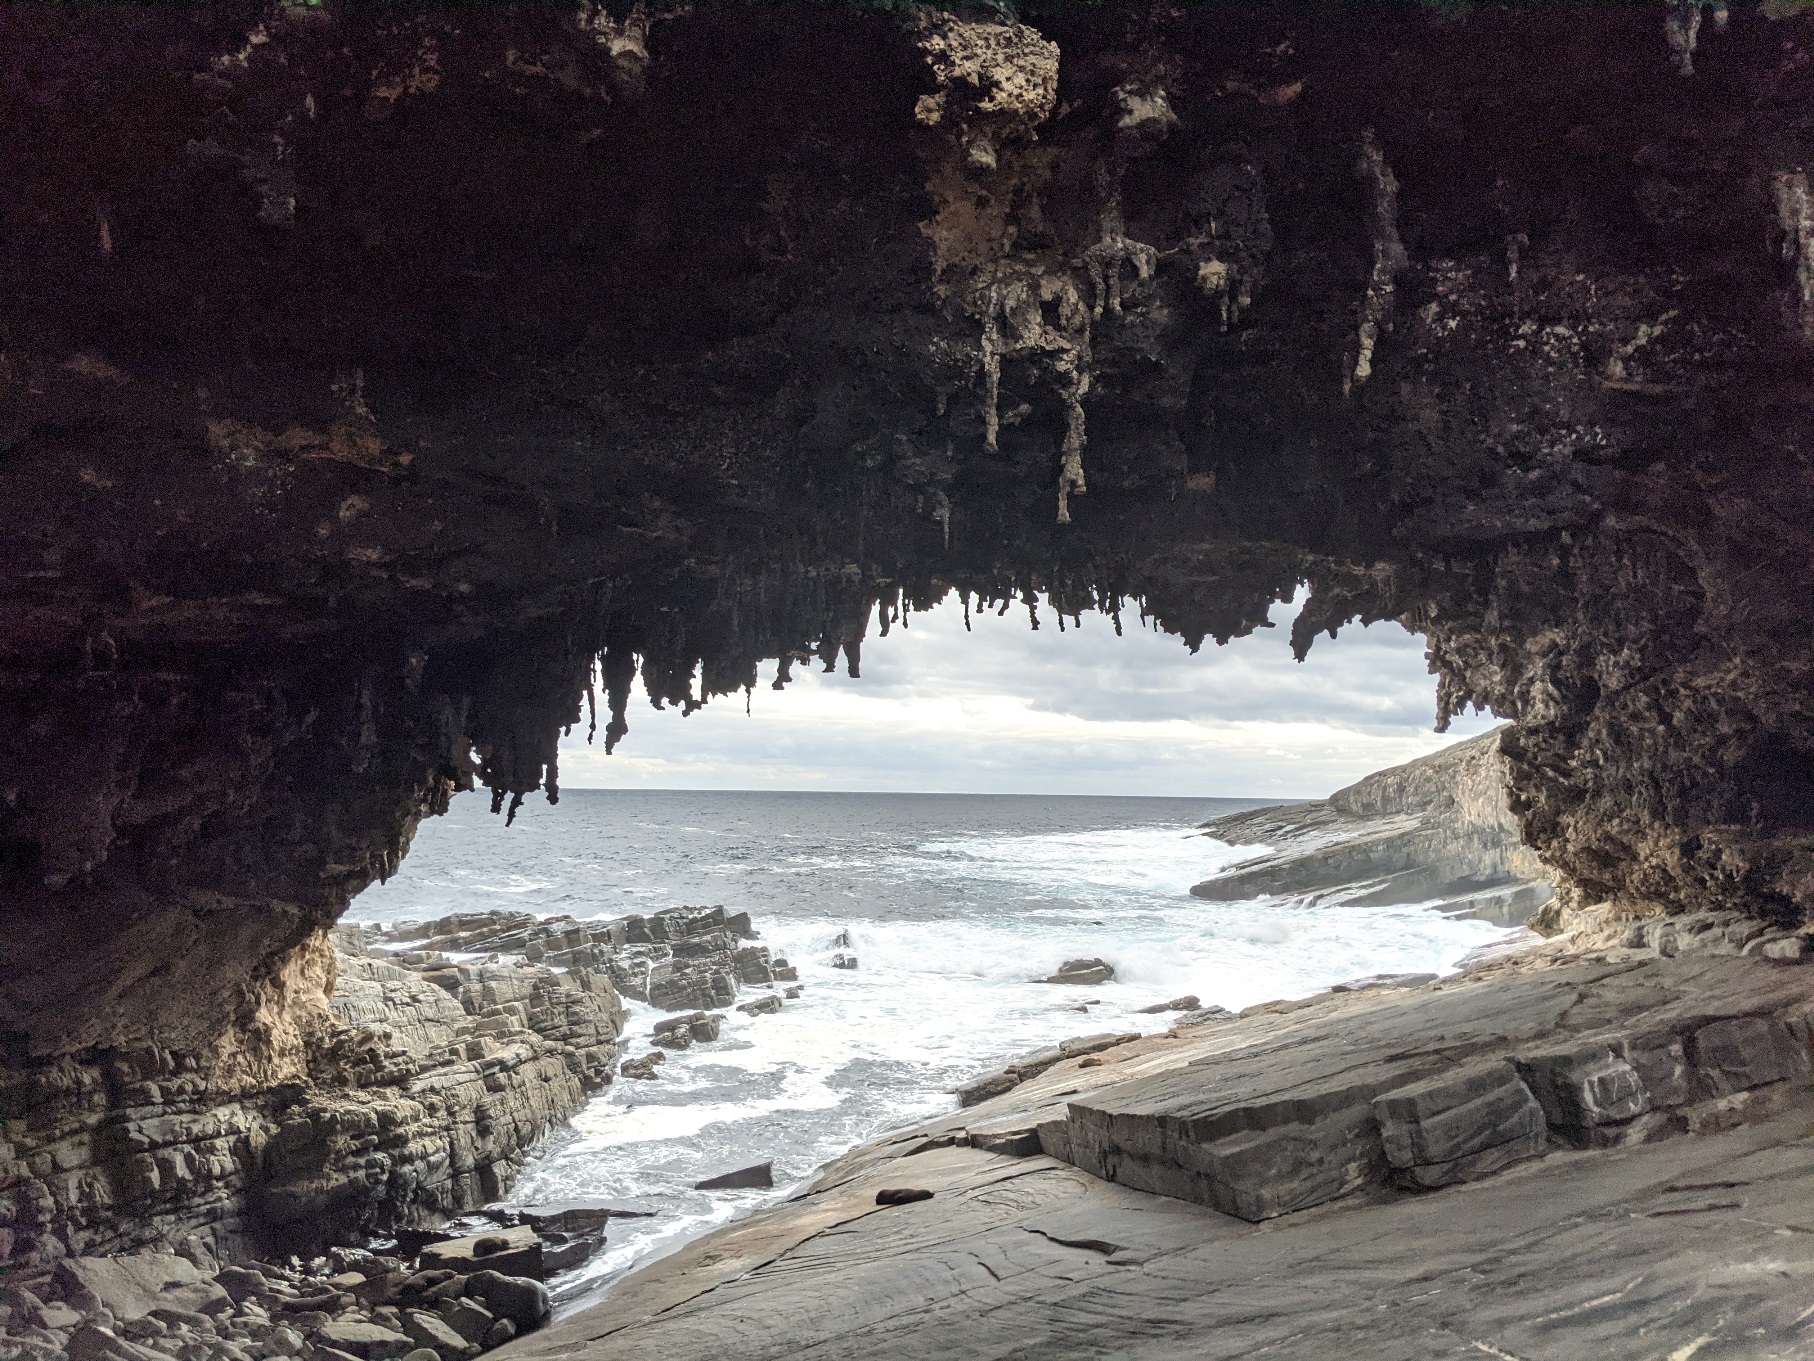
[212,1266,268,1305]
[480,1320,516,1350]
[1136,995,1201,1014]
[1036,959,1114,986]
[463,1272,550,1336]
[315,1320,416,1360]
[401,1309,477,1360]
[417,1227,543,1282]
[830,953,858,970]
[736,994,783,1016]
[55,1253,231,1322]
[621,1051,666,1079]
[653,1011,721,1046]
[694,1161,774,1191]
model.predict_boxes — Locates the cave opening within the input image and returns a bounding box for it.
[343,587,1511,1298]
[5,0,1814,1347]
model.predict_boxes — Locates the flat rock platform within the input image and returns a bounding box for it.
[508,945,1814,1361]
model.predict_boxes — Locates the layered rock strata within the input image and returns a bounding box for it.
[1,929,625,1274]
[1,900,799,1271]
[1193,726,1553,925]
[5,0,1814,1290]
[378,905,793,1014]
[509,939,1814,1360]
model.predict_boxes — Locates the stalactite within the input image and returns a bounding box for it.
[1776,170,1814,342]
[602,643,636,755]
[1346,129,1408,397]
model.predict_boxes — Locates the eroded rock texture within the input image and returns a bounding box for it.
[0,925,625,1272]
[1195,726,1554,924]
[4,0,1814,1264]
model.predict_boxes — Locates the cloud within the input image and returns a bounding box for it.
[559,593,1501,798]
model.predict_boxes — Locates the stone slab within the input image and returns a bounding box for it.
[54,1253,230,1322]
[417,1227,543,1281]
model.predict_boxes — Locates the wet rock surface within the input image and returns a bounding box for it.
[1034,959,1116,986]
[1195,727,1552,925]
[507,943,1814,1361]
[2,903,782,1273]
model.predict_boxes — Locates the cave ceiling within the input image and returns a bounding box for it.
[3,0,1813,1061]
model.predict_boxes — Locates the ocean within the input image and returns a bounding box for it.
[352,788,1510,1305]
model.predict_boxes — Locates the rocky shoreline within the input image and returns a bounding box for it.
[507,920,1814,1360]
[1,903,813,1360]
[1193,727,1553,927]
[1,905,798,1285]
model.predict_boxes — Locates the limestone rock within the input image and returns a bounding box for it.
[55,1253,231,1322]
[417,1227,542,1281]
[1195,729,1552,925]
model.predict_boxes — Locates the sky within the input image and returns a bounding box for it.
[555,590,1502,799]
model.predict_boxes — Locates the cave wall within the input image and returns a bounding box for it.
[4,0,1813,1263]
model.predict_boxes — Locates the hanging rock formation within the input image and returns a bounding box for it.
[4,0,1814,1271]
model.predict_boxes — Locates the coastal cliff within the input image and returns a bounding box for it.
[1,905,788,1276]
[1193,727,1553,925]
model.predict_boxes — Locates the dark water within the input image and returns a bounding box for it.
[353,789,1507,1304]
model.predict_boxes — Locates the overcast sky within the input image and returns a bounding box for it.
[558,591,1500,799]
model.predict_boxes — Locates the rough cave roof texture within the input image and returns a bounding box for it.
[3,0,1813,1076]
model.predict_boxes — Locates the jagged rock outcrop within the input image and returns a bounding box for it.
[383,903,793,1010]
[0,897,796,1273]
[1,927,625,1274]
[1192,727,1553,924]
[5,0,1814,1282]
